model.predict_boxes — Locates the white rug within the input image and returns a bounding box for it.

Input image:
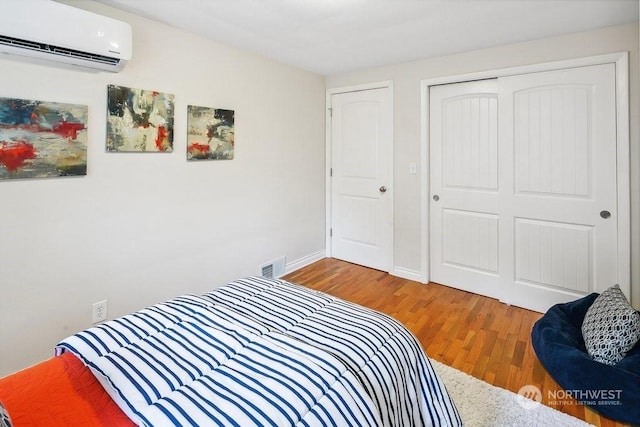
[430,360,594,427]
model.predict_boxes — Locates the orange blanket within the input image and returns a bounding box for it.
[0,352,134,426]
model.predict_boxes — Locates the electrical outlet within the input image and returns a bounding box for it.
[92,300,108,324]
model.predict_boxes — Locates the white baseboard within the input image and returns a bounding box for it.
[282,250,326,276]
[392,266,424,283]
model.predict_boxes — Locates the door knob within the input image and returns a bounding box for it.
[433,194,440,201]
[600,210,611,219]
[379,186,387,193]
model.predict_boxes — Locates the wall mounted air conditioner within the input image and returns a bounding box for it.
[0,0,132,72]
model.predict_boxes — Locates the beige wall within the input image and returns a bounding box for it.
[0,1,326,376]
[327,23,640,307]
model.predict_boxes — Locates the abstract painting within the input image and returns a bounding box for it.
[187,106,234,160]
[0,97,88,180]
[106,85,174,152]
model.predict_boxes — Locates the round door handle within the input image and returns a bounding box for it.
[433,194,440,201]
[379,186,387,193]
[600,210,611,219]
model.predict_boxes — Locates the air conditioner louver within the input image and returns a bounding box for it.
[0,35,121,67]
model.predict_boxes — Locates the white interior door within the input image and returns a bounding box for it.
[330,87,393,271]
[430,63,622,313]
[500,63,619,312]
[429,79,501,298]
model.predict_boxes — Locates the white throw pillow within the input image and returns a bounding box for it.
[581,284,640,365]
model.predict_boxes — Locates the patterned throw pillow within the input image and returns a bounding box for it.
[581,284,640,365]
[0,400,11,427]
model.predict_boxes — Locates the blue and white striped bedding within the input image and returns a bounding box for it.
[56,277,461,427]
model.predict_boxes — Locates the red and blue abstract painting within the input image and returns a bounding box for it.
[107,85,174,152]
[0,97,88,180]
[187,105,234,160]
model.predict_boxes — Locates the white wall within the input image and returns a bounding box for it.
[327,23,640,307]
[0,1,326,376]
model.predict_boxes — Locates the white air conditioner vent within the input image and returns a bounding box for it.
[0,35,122,68]
[0,0,132,73]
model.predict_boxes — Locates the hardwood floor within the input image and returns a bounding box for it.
[284,258,629,427]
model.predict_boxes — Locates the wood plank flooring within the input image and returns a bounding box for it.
[283,258,629,427]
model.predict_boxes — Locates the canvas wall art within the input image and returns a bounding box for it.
[0,97,88,180]
[187,106,234,160]
[106,85,174,152]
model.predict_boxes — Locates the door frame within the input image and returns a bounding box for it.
[420,52,630,297]
[325,81,394,271]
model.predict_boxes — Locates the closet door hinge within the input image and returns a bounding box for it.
[328,107,332,117]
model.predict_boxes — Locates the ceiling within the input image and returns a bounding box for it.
[94,0,639,75]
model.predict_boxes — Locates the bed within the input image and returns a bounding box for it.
[0,277,461,426]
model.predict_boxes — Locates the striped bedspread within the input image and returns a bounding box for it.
[57,277,461,427]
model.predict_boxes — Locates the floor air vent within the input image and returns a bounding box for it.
[261,264,274,278]
[260,256,286,279]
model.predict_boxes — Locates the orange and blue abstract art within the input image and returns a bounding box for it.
[0,97,88,180]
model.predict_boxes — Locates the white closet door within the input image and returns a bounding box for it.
[430,79,500,298]
[499,63,619,312]
[430,63,621,313]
